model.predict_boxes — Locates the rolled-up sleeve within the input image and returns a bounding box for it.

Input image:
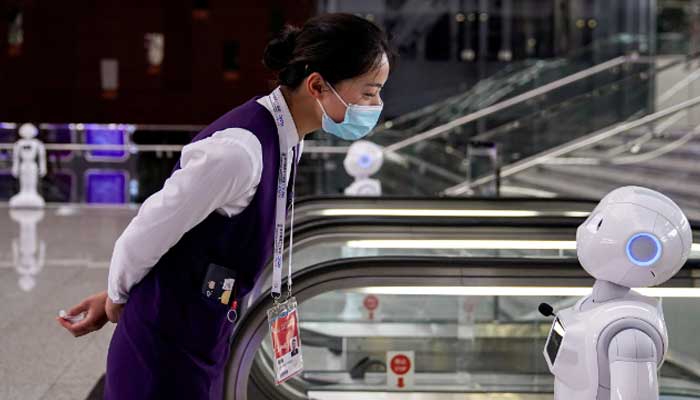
[107,129,262,303]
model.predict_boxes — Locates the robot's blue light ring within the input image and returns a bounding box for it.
[358,154,372,169]
[626,232,662,267]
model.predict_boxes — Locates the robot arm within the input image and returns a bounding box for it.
[37,142,47,177]
[608,328,659,400]
[11,142,21,177]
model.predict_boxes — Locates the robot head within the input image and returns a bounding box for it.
[577,186,692,288]
[18,123,38,139]
[344,140,383,179]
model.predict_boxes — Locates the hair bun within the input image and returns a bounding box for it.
[263,25,300,71]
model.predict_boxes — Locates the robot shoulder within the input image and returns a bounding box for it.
[608,328,657,362]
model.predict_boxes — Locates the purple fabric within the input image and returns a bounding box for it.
[104,97,290,399]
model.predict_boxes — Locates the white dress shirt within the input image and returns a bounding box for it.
[107,87,302,304]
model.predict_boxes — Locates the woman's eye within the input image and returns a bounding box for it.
[363,93,376,98]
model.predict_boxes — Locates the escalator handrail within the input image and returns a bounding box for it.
[373,33,649,135]
[247,212,607,316]
[225,255,700,400]
[375,50,700,156]
[290,196,603,233]
[245,199,699,313]
[293,195,602,206]
[291,196,604,236]
[446,92,700,195]
[291,216,593,236]
[382,56,631,154]
[382,51,700,189]
[467,50,700,145]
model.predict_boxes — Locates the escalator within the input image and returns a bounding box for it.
[229,259,700,399]
[480,85,700,221]
[371,34,648,146]
[300,37,657,198]
[290,196,595,229]
[375,53,700,196]
[224,198,700,399]
[250,197,599,307]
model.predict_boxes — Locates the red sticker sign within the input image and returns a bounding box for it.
[387,351,414,389]
[390,354,412,375]
[363,295,379,311]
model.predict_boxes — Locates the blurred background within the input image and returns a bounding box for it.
[1,1,700,400]
[1,0,699,207]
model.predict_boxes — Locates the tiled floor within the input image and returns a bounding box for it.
[0,204,136,400]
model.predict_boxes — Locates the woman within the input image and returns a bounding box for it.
[56,13,393,399]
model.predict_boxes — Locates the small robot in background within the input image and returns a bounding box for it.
[343,140,383,196]
[541,186,692,400]
[10,123,47,208]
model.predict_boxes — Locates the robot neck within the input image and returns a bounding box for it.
[591,279,630,303]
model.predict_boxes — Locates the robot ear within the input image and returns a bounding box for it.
[626,233,662,267]
[584,213,604,234]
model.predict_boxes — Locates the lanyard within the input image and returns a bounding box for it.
[270,88,299,301]
[267,88,305,385]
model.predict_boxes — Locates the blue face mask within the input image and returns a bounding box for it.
[317,82,383,141]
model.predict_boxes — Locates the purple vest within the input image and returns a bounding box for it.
[105,97,292,399]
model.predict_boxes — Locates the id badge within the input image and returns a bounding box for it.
[267,297,303,384]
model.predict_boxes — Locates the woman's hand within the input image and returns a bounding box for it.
[56,291,110,337]
[105,296,125,323]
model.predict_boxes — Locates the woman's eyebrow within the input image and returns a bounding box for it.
[365,83,383,88]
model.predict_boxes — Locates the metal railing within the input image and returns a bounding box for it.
[382,55,634,154]
[0,141,348,154]
[0,55,636,159]
[444,94,700,195]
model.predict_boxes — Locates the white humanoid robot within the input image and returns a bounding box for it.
[10,123,47,208]
[343,140,383,196]
[10,208,46,292]
[542,186,693,400]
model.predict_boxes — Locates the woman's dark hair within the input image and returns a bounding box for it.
[263,13,395,88]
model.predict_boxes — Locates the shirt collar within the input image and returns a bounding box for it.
[256,86,300,150]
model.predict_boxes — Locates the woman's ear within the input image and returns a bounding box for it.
[305,72,326,100]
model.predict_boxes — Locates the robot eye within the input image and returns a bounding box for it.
[626,233,662,267]
[358,154,372,169]
[596,218,603,231]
